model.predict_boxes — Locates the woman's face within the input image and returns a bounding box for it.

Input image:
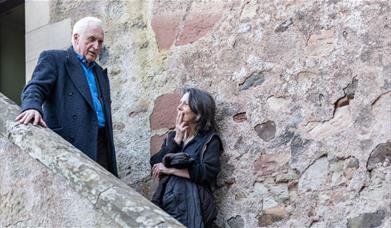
[177,93,198,124]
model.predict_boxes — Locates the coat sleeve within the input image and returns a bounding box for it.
[21,51,58,115]
[188,135,221,185]
[150,132,182,166]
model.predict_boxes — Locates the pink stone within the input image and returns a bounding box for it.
[176,11,223,46]
[150,93,181,130]
[253,153,290,176]
[150,134,167,156]
[151,14,182,49]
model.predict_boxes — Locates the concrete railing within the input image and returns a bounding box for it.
[0,93,183,227]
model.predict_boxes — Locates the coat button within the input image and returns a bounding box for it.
[68,92,73,96]
[72,115,78,120]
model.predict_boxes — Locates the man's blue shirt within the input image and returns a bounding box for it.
[75,52,106,128]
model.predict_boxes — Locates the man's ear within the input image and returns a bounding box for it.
[73,33,79,43]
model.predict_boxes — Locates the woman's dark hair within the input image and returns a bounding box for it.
[183,87,217,132]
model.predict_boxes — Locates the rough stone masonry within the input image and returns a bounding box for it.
[26,0,391,227]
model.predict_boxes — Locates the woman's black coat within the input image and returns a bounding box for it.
[150,131,222,227]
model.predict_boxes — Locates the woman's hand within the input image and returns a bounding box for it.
[152,163,172,178]
[152,163,191,180]
[174,111,188,145]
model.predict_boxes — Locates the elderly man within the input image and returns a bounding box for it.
[16,17,118,177]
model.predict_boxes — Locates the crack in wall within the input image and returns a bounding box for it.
[94,186,114,207]
[303,77,358,131]
[371,90,391,107]
[297,153,328,177]
[5,218,31,227]
[333,76,358,115]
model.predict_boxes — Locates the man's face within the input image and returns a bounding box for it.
[74,23,104,63]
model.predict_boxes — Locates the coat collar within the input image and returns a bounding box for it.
[65,46,94,110]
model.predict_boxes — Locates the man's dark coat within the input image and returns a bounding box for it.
[21,46,118,176]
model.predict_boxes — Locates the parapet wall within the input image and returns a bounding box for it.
[0,93,183,227]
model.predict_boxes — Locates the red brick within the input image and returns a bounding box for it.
[151,14,182,49]
[176,10,223,46]
[150,93,180,130]
[150,134,166,156]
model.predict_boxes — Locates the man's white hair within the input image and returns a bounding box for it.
[71,17,103,45]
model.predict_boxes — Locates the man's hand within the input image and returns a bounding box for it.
[15,109,47,128]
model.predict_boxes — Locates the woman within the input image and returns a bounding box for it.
[150,88,223,228]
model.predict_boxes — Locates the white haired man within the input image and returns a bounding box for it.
[16,17,118,176]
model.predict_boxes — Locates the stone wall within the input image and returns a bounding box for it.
[0,93,183,227]
[26,0,391,227]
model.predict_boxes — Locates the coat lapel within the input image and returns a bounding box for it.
[65,47,94,110]
[94,67,110,114]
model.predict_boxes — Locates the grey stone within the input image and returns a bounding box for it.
[227,215,244,228]
[347,210,386,228]
[0,137,117,227]
[270,128,295,148]
[255,120,276,142]
[367,141,391,171]
[239,71,265,91]
[290,136,312,164]
[345,157,360,169]
[298,157,328,192]
[269,184,289,202]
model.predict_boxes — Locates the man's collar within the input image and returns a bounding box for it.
[73,50,96,68]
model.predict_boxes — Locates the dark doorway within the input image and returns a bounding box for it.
[0,0,25,105]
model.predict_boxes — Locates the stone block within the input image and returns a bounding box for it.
[254,120,276,142]
[151,14,182,49]
[150,134,166,156]
[239,71,265,91]
[150,93,180,130]
[176,8,223,46]
[366,141,391,171]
